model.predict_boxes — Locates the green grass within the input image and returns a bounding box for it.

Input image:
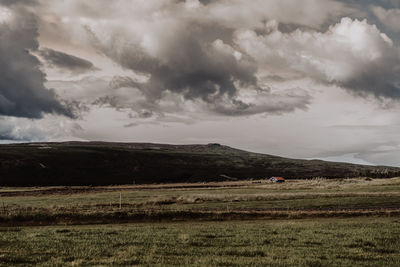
[4,191,400,210]
[0,218,399,266]
[1,178,399,266]
[2,177,400,207]
[1,178,400,224]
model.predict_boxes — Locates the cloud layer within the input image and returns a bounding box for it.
[371,6,400,32]
[2,0,400,166]
[38,48,98,74]
[0,3,73,118]
[33,0,400,120]
[60,0,335,117]
[236,18,400,99]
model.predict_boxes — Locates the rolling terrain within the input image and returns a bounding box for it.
[0,142,399,186]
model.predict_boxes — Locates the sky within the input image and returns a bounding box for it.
[1,0,400,166]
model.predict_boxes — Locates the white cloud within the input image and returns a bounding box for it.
[0,6,12,23]
[235,18,400,98]
[371,6,400,32]
[0,115,83,141]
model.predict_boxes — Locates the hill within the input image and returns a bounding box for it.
[0,142,399,186]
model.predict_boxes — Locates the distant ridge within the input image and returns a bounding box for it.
[0,142,399,186]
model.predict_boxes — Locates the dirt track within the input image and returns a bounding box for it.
[0,181,258,197]
[1,208,399,227]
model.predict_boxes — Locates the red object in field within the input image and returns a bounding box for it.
[270,177,285,182]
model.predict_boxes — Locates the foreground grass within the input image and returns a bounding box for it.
[0,218,399,266]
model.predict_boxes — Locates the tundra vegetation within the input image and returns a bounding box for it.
[0,177,400,265]
[1,142,399,186]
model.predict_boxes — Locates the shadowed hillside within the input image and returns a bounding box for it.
[0,142,399,186]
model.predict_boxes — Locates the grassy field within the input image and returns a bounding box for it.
[1,178,400,266]
[0,218,399,266]
[1,178,400,225]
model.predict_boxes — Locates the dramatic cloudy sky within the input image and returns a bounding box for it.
[1,0,400,166]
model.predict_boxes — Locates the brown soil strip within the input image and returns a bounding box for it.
[0,182,259,197]
[1,208,399,227]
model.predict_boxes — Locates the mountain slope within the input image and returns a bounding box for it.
[0,142,399,186]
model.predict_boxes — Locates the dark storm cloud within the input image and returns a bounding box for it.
[25,0,400,117]
[91,30,256,102]
[28,0,356,118]
[38,48,99,74]
[108,76,143,92]
[340,71,400,100]
[87,19,310,116]
[0,4,74,118]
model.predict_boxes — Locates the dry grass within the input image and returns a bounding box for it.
[1,177,400,226]
[149,191,400,204]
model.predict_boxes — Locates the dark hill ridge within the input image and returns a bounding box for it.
[0,141,399,186]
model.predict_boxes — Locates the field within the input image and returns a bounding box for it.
[1,218,400,266]
[1,178,400,266]
[1,178,400,225]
